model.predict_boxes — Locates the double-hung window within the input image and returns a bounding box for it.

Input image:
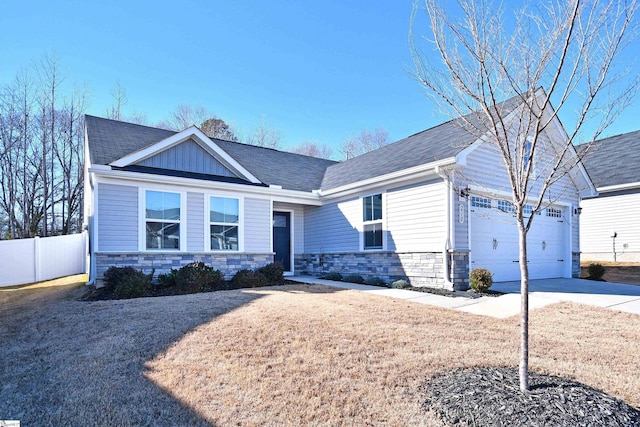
[363,194,383,250]
[209,196,239,250]
[145,190,181,250]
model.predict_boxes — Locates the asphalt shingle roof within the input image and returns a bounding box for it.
[85,115,337,192]
[85,93,523,193]
[579,129,640,188]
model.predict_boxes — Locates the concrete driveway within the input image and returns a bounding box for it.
[491,278,640,315]
[294,276,640,319]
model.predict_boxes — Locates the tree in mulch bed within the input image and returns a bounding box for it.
[421,367,640,427]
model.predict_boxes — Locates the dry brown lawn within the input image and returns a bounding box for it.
[1,282,638,426]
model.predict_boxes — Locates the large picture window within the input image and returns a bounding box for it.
[145,190,181,250]
[363,194,383,250]
[210,196,239,250]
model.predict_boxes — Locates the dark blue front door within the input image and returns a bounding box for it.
[273,211,291,271]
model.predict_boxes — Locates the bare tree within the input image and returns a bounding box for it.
[290,141,334,159]
[106,81,127,121]
[411,0,638,391]
[200,117,238,141]
[158,104,210,130]
[340,128,389,159]
[247,117,283,149]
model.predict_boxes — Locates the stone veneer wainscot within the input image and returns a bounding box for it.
[95,252,274,279]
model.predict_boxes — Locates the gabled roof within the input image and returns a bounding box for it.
[321,94,523,190]
[579,129,640,188]
[85,115,337,192]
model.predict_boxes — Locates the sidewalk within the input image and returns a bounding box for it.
[292,276,640,319]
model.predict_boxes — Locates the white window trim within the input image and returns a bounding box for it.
[138,187,187,252]
[360,192,387,251]
[204,194,244,252]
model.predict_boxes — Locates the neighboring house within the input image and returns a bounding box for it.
[580,130,640,262]
[84,93,594,290]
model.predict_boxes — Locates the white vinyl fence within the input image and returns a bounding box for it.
[0,232,87,287]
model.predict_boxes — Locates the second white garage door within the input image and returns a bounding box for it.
[469,197,568,282]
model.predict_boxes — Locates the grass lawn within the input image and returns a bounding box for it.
[1,282,638,426]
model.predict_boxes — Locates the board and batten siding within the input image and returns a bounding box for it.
[273,202,305,254]
[187,192,204,251]
[580,190,640,262]
[244,197,272,253]
[97,183,138,252]
[137,138,237,177]
[305,198,360,253]
[386,181,446,252]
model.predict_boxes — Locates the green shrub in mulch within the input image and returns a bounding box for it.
[390,279,410,289]
[321,272,343,281]
[470,268,493,292]
[343,274,365,284]
[257,262,285,285]
[231,269,269,288]
[103,266,154,299]
[365,276,387,287]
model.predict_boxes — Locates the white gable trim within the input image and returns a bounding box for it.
[110,126,262,184]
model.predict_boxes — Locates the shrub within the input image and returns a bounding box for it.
[231,269,269,288]
[365,276,387,287]
[343,274,365,284]
[587,263,606,280]
[156,270,178,288]
[257,262,285,285]
[102,266,153,299]
[390,279,410,289]
[174,262,224,292]
[321,272,343,281]
[470,268,493,292]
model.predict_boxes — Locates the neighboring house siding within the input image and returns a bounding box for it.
[97,183,138,252]
[273,202,305,255]
[137,138,237,177]
[187,192,204,252]
[386,180,445,252]
[244,197,271,253]
[305,198,360,253]
[581,190,640,262]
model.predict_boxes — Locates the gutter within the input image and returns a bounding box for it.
[436,165,456,290]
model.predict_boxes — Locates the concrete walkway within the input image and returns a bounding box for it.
[292,276,640,319]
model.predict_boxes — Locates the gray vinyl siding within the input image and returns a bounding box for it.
[244,197,271,253]
[187,192,204,251]
[273,202,305,254]
[305,198,360,253]
[137,138,237,177]
[97,183,138,252]
[386,181,446,252]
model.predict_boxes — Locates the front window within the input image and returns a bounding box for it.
[363,194,383,250]
[210,196,239,250]
[145,190,181,250]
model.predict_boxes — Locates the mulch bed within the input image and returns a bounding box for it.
[421,367,640,426]
[406,286,504,299]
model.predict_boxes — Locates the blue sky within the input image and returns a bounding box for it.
[1,1,638,156]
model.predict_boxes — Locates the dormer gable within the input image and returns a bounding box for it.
[110,126,261,184]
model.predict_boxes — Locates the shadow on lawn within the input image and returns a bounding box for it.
[0,283,300,426]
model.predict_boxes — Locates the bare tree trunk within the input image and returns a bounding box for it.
[517,215,529,392]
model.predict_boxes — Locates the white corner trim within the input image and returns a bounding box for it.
[110,127,262,184]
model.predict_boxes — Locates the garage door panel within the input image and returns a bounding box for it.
[470,205,567,282]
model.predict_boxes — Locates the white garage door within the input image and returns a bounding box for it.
[469,197,567,282]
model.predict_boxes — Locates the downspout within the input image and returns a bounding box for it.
[436,166,454,289]
[85,171,97,286]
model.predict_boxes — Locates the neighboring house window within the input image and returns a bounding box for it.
[523,204,541,216]
[210,196,239,250]
[471,196,491,209]
[363,194,383,250]
[145,190,181,250]
[497,200,515,213]
[546,207,562,218]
